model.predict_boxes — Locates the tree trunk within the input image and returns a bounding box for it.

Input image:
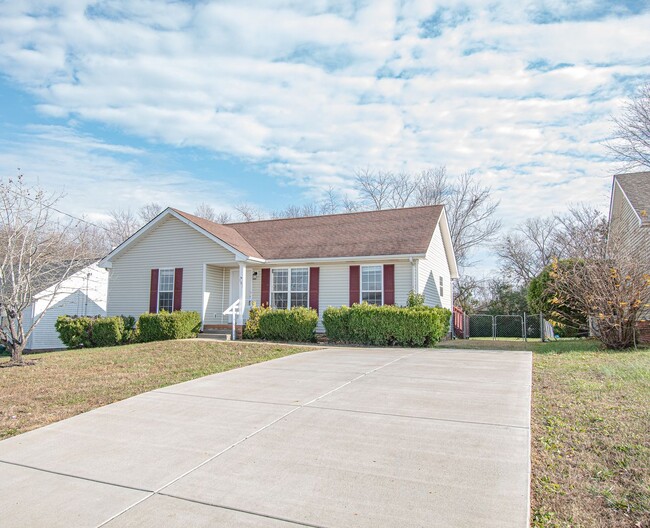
[10,341,24,364]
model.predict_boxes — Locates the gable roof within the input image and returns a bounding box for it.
[101,205,455,272]
[613,171,650,225]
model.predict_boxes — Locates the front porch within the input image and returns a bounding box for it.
[201,262,261,332]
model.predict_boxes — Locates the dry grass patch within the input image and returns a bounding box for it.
[0,340,314,440]
[532,347,650,528]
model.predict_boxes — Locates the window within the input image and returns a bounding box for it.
[158,269,174,312]
[361,265,383,305]
[272,268,309,309]
[439,276,444,297]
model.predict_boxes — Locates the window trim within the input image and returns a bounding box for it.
[270,267,310,309]
[157,267,175,313]
[360,264,383,306]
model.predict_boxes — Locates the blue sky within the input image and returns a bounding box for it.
[0,0,649,271]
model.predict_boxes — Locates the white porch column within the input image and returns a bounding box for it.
[201,263,207,331]
[237,262,247,325]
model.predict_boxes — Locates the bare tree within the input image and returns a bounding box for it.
[105,209,140,249]
[138,202,163,224]
[194,202,217,222]
[609,82,650,170]
[388,172,421,208]
[0,176,93,365]
[234,203,265,222]
[555,204,608,260]
[215,211,233,224]
[320,187,340,215]
[548,226,650,349]
[496,217,560,285]
[353,167,500,267]
[445,173,501,267]
[354,169,394,210]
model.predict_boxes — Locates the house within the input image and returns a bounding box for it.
[609,171,650,256]
[608,171,650,340]
[98,205,459,336]
[23,263,108,350]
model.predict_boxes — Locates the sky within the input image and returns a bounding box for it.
[0,0,649,272]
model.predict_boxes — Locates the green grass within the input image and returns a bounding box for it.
[0,340,315,440]
[440,338,650,527]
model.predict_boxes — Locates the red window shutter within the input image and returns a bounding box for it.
[349,265,360,305]
[309,267,320,313]
[261,268,270,307]
[383,264,395,305]
[173,268,183,311]
[149,269,159,313]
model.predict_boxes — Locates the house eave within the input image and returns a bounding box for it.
[258,253,426,265]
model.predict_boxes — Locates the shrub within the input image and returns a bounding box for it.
[55,316,93,348]
[55,315,133,348]
[243,303,271,339]
[406,290,425,308]
[90,317,125,347]
[323,303,451,347]
[137,311,202,342]
[256,307,318,342]
[120,315,138,344]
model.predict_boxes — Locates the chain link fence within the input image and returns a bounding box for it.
[460,313,555,341]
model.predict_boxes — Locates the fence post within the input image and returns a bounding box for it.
[492,315,496,340]
[539,313,544,342]
[523,312,527,342]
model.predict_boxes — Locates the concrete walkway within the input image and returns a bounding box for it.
[0,347,532,527]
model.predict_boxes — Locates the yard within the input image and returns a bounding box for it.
[442,338,650,528]
[0,340,313,440]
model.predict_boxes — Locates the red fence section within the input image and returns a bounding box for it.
[453,306,465,338]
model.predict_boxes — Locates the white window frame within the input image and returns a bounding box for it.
[270,267,309,309]
[158,268,175,313]
[361,264,383,306]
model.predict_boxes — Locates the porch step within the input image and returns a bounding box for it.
[197,331,232,341]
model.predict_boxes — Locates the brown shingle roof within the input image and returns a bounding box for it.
[616,172,650,223]
[174,205,443,260]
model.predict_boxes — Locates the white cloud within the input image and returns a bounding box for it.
[0,0,648,272]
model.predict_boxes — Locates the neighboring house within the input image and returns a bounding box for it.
[99,205,459,335]
[608,171,650,340]
[23,263,109,350]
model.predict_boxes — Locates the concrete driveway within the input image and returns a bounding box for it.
[0,347,531,527]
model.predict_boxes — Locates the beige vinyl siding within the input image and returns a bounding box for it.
[417,225,452,310]
[250,260,414,331]
[205,265,228,324]
[611,185,650,262]
[107,216,237,318]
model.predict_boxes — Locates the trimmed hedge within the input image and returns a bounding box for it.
[247,306,318,342]
[242,303,271,339]
[55,315,131,348]
[323,303,451,347]
[137,310,201,342]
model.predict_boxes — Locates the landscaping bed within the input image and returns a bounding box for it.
[0,340,314,440]
[440,338,650,527]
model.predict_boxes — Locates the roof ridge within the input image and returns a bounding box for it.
[225,204,442,226]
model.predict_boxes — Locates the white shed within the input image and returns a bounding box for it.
[24,263,109,350]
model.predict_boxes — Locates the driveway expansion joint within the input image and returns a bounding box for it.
[95,350,420,527]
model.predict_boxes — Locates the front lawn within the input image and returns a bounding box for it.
[440,338,650,527]
[0,340,314,440]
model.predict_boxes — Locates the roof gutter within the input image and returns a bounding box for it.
[260,253,426,265]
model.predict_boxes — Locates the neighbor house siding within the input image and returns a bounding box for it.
[417,225,452,310]
[611,185,650,263]
[26,263,108,350]
[106,216,237,318]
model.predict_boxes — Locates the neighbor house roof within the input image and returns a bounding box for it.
[615,172,650,224]
[174,205,444,260]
